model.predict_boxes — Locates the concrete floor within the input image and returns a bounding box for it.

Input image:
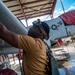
[52,42,75,75]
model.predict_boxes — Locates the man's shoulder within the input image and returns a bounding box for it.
[18,35,33,39]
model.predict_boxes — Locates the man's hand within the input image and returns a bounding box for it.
[0,22,7,33]
[0,22,18,48]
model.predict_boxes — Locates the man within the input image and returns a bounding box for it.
[0,19,50,75]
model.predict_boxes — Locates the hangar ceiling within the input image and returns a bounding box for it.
[2,0,57,20]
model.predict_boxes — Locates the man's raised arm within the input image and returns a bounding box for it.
[0,22,18,48]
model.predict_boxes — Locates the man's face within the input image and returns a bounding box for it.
[28,25,49,40]
[28,26,40,38]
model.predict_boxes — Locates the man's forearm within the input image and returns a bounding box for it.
[0,22,18,48]
[0,22,9,41]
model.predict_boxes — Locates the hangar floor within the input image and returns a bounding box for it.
[52,42,75,75]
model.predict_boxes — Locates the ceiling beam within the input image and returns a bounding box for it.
[17,11,50,19]
[50,0,57,14]
[14,7,52,16]
[18,0,28,27]
[11,3,52,12]
[22,0,47,5]
[18,12,50,20]
[7,1,53,8]
[3,0,15,3]
[26,13,50,19]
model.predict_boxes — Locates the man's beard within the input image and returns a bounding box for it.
[28,31,39,38]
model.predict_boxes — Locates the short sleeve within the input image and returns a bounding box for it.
[18,35,36,52]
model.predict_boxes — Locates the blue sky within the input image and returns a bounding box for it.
[21,0,75,27]
[56,0,75,10]
[53,0,75,18]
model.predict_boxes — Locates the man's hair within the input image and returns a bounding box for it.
[33,19,50,39]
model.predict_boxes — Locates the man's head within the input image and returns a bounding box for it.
[28,19,50,40]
